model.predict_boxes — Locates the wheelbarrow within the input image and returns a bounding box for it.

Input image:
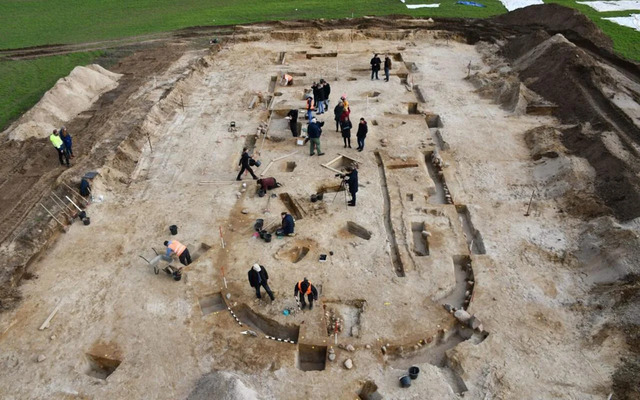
[139,248,172,275]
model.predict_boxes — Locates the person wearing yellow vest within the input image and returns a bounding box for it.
[294,277,318,310]
[49,129,70,167]
[164,240,192,266]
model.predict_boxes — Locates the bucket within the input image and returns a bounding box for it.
[169,225,178,235]
[316,192,324,200]
[254,160,262,167]
[82,217,91,226]
[311,194,318,202]
[409,366,420,380]
[79,210,87,219]
[254,219,264,232]
[263,233,272,243]
[399,375,411,388]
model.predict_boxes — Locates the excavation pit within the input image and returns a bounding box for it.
[425,113,444,128]
[279,193,304,220]
[322,154,360,173]
[324,300,365,338]
[285,161,297,172]
[297,344,327,371]
[411,222,429,256]
[406,193,414,201]
[199,292,225,316]
[235,304,300,342]
[85,353,121,380]
[347,77,358,81]
[306,52,337,59]
[456,205,486,255]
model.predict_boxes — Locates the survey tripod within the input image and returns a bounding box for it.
[332,174,349,209]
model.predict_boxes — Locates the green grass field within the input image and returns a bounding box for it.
[0,0,638,132]
[0,52,103,130]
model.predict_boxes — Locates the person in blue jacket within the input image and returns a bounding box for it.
[60,127,73,158]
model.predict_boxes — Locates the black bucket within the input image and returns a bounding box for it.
[263,233,272,243]
[399,375,411,388]
[255,219,264,232]
[78,210,87,219]
[311,194,318,202]
[316,192,324,200]
[83,217,91,226]
[409,366,420,379]
[169,225,178,235]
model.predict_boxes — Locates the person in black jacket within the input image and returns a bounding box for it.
[236,147,258,180]
[344,166,358,206]
[248,264,275,300]
[287,109,299,137]
[356,118,368,151]
[340,117,353,148]
[294,278,318,310]
[280,212,295,236]
[384,55,392,82]
[370,54,382,80]
[312,82,320,109]
[333,101,344,132]
[321,79,330,110]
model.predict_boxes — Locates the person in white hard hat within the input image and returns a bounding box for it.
[247,264,275,301]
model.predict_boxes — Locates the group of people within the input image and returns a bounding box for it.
[370,53,393,82]
[248,264,318,310]
[49,127,74,167]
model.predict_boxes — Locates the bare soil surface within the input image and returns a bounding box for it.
[1,7,640,399]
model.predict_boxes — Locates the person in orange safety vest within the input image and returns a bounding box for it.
[164,240,192,266]
[294,277,318,310]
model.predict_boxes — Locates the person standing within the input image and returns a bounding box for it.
[287,109,299,137]
[49,129,70,167]
[344,166,359,206]
[384,55,392,82]
[305,118,325,156]
[370,54,382,80]
[333,101,344,132]
[321,79,330,110]
[60,127,73,158]
[164,240,192,266]
[294,278,318,310]
[312,82,320,109]
[305,94,314,121]
[316,82,326,115]
[356,118,368,151]
[340,116,353,149]
[248,264,275,301]
[341,95,350,112]
[237,147,258,180]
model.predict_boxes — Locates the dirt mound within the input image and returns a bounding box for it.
[4,64,122,141]
[469,73,551,114]
[492,3,613,51]
[187,372,262,400]
[524,126,567,160]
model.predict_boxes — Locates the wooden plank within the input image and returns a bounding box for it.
[39,301,62,331]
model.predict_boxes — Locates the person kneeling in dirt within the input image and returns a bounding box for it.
[256,177,280,197]
[164,240,192,266]
[294,278,318,310]
[277,212,295,236]
[248,264,275,301]
[280,73,293,86]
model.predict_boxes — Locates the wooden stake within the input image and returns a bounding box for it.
[147,133,153,152]
[39,203,65,229]
[52,192,75,214]
[49,195,71,219]
[39,301,62,330]
[524,188,536,216]
[65,196,82,212]
[62,182,89,205]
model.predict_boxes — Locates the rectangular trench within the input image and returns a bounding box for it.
[375,151,405,277]
[456,205,486,255]
[234,304,300,343]
[424,151,447,205]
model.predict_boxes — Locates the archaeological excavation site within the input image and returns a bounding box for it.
[1,5,640,400]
